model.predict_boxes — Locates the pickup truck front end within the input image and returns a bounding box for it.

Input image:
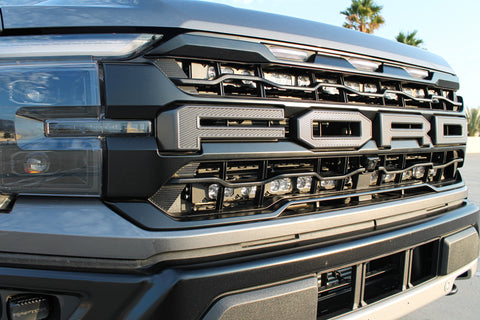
[0,1,478,319]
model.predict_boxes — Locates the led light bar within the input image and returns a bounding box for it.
[348,58,381,72]
[405,67,429,79]
[0,34,162,58]
[267,45,314,61]
[45,119,152,137]
[0,195,11,210]
[8,295,52,320]
[413,166,426,179]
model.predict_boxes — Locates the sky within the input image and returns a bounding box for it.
[204,0,480,109]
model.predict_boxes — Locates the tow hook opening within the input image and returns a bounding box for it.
[447,283,458,296]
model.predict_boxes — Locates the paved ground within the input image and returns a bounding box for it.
[401,153,480,320]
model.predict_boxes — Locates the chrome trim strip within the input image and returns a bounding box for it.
[170,159,462,193]
[171,168,366,187]
[378,158,463,175]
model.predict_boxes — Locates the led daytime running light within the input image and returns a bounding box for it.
[45,119,152,137]
[348,58,381,72]
[0,34,162,58]
[404,67,429,79]
[268,45,313,62]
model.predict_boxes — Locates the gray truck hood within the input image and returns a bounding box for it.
[0,0,454,74]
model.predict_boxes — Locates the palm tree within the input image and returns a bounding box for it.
[396,30,424,47]
[467,108,480,136]
[341,0,385,34]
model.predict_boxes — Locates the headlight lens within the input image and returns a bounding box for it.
[0,34,161,58]
[0,34,159,198]
[0,63,102,195]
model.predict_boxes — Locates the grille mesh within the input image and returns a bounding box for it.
[149,150,464,221]
[156,59,462,112]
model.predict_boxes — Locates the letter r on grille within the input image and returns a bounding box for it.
[156,106,285,150]
[378,113,432,147]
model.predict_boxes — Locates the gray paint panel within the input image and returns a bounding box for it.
[1,0,454,74]
[0,186,469,263]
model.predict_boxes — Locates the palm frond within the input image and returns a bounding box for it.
[467,108,480,136]
[340,0,385,34]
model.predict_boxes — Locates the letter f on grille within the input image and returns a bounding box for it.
[156,106,285,151]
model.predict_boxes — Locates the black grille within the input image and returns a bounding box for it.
[143,48,465,224]
[149,150,464,221]
[156,59,462,112]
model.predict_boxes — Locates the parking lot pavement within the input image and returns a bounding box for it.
[401,153,480,320]
[402,276,480,320]
[462,154,480,207]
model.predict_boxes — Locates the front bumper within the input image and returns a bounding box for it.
[0,201,478,320]
[0,184,471,269]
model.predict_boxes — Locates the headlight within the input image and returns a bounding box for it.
[0,63,102,196]
[0,34,158,205]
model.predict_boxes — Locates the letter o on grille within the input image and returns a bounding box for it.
[297,110,372,148]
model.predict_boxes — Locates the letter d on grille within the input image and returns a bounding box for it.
[156,106,285,150]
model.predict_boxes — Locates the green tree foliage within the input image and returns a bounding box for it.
[467,108,480,136]
[396,30,424,47]
[341,0,385,34]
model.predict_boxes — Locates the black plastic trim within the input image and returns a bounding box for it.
[146,33,274,62]
[0,8,4,32]
[0,266,155,320]
[145,33,460,89]
[107,183,461,230]
[105,137,183,198]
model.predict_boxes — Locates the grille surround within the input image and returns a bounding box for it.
[108,36,467,226]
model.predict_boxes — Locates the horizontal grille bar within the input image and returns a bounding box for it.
[171,159,463,188]
[173,75,461,107]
